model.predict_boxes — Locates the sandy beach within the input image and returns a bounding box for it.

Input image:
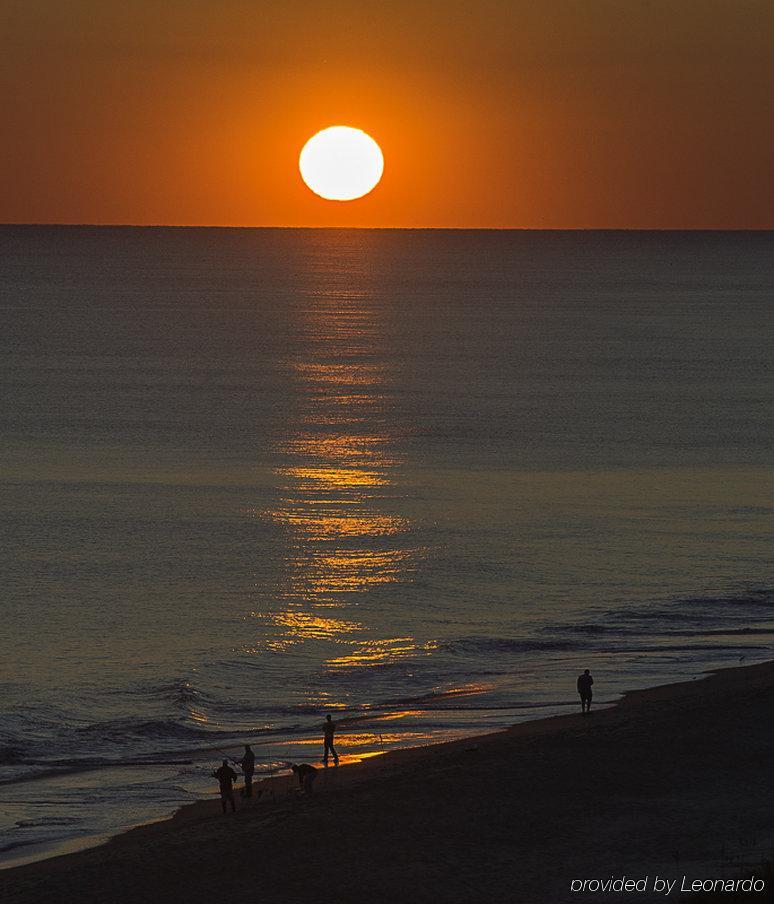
[2,660,773,903]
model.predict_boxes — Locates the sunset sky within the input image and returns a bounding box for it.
[2,0,772,228]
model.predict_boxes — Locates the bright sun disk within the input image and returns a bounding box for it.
[299,126,384,201]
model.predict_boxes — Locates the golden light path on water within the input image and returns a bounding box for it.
[253,246,432,674]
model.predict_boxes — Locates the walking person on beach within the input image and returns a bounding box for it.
[238,744,255,798]
[214,760,238,813]
[577,669,594,714]
[323,714,340,766]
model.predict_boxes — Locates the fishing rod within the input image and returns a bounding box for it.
[102,759,195,767]
[211,746,243,771]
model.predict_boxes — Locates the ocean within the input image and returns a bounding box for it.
[1,226,772,866]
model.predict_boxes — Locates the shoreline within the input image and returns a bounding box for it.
[2,652,764,874]
[3,657,774,902]
[0,659,717,873]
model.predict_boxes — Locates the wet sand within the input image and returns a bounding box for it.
[2,660,773,903]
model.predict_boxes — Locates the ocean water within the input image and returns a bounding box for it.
[1,226,773,865]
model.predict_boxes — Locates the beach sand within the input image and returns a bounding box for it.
[2,660,773,903]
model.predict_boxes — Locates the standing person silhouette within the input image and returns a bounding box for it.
[239,744,255,798]
[214,760,238,813]
[323,714,339,767]
[577,669,594,714]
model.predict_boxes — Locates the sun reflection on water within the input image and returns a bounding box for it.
[284,549,413,597]
[254,268,428,669]
[326,638,439,669]
[256,611,363,638]
[267,510,405,540]
[276,465,388,488]
[293,361,387,386]
[280,433,393,460]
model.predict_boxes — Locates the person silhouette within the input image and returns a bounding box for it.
[239,744,255,798]
[214,760,238,813]
[291,763,318,794]
[323,714,339,767]
[577,669,594,714]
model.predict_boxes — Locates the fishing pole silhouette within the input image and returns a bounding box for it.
[212,746,244,770]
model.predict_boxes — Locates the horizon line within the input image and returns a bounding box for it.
[2,222,773,232]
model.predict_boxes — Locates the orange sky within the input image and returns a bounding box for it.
[2,0,773,227]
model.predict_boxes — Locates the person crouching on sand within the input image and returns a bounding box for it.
[214,760,238,813]
[291,763,318,794]
[577,669,594,714]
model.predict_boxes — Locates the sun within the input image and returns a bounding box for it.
[299,126,384,201]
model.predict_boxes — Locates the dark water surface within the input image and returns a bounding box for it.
[1,227,773,864]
